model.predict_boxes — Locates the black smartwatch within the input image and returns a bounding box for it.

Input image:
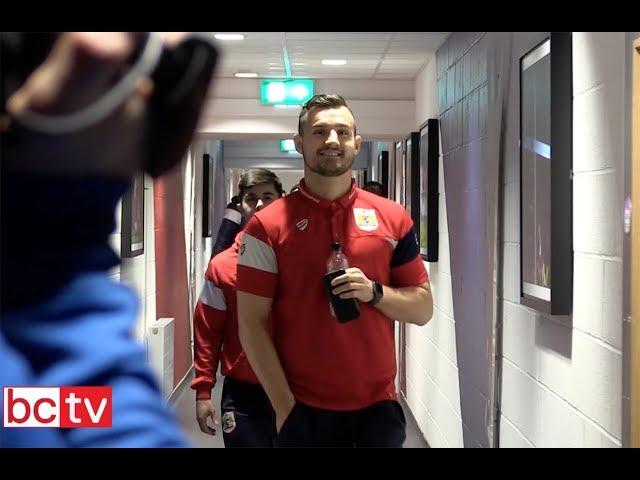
[368,281,384,306]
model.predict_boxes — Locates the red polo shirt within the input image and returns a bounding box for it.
[191,232,259,400]
[237,179,428,411]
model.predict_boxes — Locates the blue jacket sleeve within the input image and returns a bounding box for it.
[1,174,189,448]
[2,272,190,448]
[0,334,67,448]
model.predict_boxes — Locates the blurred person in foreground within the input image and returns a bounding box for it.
[0,32,218,447]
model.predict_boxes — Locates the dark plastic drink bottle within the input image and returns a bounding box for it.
[324,242,360,323]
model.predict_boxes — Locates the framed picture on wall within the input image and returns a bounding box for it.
[354,169,367,188]
[394,141,405,206]
[419,119,440,262]
[121,173,145,257]
[519,33,572,315]
[378,150,389,198]
[388,145,396,201]
[405,132,420,236]
[202,153,214,238]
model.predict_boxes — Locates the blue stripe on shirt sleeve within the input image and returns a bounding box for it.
[391,226,420,268]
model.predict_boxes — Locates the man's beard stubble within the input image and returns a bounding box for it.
[303,152,354,177]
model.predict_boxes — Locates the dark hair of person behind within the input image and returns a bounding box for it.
[363,180,385,197]
[238,168,284,199]
[297,93,356,135]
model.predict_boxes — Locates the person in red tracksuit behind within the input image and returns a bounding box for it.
[191,168,284,447]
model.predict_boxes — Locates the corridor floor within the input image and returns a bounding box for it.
[170,369,429,448]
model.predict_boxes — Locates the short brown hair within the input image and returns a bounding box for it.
[297,94,356,135]
[363,180,385,197]
[238,168,284,199]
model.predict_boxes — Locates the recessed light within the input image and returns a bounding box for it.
[293,62,307,66]
[321,59,347,66]
[214,33,245,41]
[235,72,258,78]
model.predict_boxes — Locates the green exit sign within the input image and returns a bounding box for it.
[279,139,296,152]
[261,79,314,105]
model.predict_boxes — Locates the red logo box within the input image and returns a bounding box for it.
[3,387,112,428]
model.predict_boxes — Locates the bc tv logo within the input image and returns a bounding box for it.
[3,387,112,428]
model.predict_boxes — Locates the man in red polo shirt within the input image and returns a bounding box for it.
[192,168,284,447]
[237,94,433,447]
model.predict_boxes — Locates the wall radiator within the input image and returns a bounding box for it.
[147,317,174,398]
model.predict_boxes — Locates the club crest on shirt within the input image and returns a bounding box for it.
[222,411,236,434]
[353,208,379,232]
[296,218,309,230]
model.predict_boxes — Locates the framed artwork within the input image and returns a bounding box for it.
[121,173,145,257]
[202,154,214,238]
[378,150,389,197]
[388,145,396,201]
[519,33,573,315]
[394,141,405,206]
[405,132,420,236]
[354,169,367,187]
[419,119,440,262]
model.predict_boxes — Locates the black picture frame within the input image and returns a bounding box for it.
[202,154,214,238]
[394,141,405,205]
[405,132,421,242]
[378,150,389,198]
[519,33,573,315]
[121,173,145,258]
[418,119,440,262]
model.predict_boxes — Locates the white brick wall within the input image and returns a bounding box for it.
[573,171,622,256]
[500,415,534,448]
[499,32,625,448]
[406,347,464,447]
[143,177,157,343]
[118,174,157,344]
[573,86,623,173]
[407,323,461,416]
[188,142,218,317]
[405,378,451,448]
[119,255,145,340]
[407,52,463,447]
[109,149,214,392]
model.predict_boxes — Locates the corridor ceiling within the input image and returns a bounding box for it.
[212,32,449,80]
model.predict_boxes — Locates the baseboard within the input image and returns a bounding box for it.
[168,365,194,405]
[398,391,431,448]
